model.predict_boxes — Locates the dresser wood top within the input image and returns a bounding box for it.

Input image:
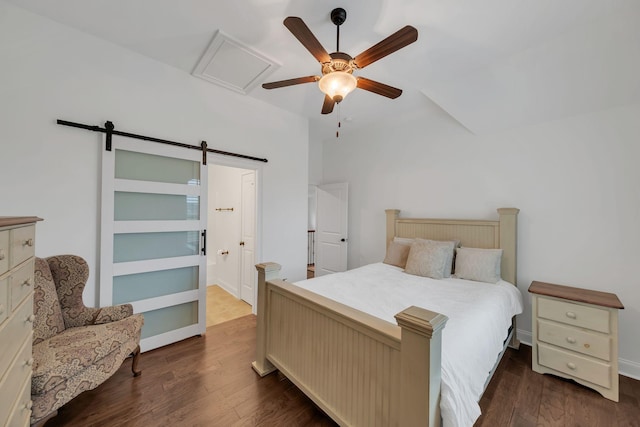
[0,216,43,227]
[529,281,624,309]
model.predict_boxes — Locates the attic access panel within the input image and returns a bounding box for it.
[192,30,279,94]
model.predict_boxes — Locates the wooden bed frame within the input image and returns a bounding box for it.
[253,208,519,426]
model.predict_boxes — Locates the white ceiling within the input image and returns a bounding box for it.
[8,0,640,138]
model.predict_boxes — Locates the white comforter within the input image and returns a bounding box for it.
[295,262,523,427]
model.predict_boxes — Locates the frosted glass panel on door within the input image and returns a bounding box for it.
[115,150,200,185]
[114,231,199,262]
[113,267,199,304]
[115,192,200,221]
[141,302,198,339]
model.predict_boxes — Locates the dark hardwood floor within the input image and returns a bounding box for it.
[46,315,639,427]
[477,345,640,427]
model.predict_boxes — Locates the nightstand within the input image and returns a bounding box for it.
[529,281,624,402]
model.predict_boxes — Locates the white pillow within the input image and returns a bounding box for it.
[404,240,450,279]
[393,236,460,278]
[414,238,458,278]
[454,247,503,283]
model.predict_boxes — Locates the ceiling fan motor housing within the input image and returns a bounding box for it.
[331,8,347,26]
[322,52,354,75]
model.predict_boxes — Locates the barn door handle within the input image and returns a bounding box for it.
[201,230,207,255]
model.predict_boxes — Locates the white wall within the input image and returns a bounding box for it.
[308,121,324,186]
[0,2,309,306]
[322,104,640,378]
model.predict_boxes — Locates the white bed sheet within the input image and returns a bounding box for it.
[295,262,523,427]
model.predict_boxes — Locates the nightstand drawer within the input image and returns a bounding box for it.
[0,297,34,380]
[0,337,33,426]
[538,319,611,361]
[538,297,609,333]
[7,375,32,427]
[9,259,35,312]
[10,225,35,269]
[0,230,8,275]
[538,342,611,388]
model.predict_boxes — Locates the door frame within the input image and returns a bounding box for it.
[239,171,256,306]
[206,153,262,313]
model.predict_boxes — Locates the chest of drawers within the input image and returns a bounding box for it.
[529,280,624,401]
[0,217,42,427]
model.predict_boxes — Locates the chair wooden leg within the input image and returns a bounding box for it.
[131,345,142,377]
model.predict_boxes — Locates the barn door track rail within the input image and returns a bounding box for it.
[57,119,268,164]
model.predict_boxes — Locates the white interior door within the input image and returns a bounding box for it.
[315,182,348,276]
[100,137,207,352]
[240,172,255,305]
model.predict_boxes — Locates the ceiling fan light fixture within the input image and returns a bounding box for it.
[318,71,357,103]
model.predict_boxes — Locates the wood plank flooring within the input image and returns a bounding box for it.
[44,316,640,426]
[477,345,640,427]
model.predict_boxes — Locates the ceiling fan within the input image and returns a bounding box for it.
[262,8,418,115]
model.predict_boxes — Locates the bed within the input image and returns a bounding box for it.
[252,208,522,426]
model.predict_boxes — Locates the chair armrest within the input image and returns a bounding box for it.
[94,304,134,324]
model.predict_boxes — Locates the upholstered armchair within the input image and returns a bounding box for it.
[31,255,144,426]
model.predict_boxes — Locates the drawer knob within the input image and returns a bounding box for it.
[565,311,577,319]
[22,278,32,287]
[26,314,36,323]
[566,337,577,344]
[25,400,33,411]
[23,238,34,247]
[25,357,34,366]
[0,250,5,260]
[567,362,577,370]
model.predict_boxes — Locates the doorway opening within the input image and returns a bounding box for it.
[307,185,317,279]
[206,163,258,327]
[307,183,349,278]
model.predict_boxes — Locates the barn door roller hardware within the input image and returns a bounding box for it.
[57,119,268,164]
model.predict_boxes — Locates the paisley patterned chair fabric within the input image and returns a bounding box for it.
[31,255,144,425]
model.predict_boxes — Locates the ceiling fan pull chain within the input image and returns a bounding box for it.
[336,104,341,139]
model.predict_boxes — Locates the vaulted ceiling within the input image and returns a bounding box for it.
[8,0,640,138]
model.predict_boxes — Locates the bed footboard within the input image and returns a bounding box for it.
[253,263,448,427]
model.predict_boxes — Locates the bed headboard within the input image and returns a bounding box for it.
[385,208,519,285]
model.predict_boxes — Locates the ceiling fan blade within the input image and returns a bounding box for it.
[357,77,403,99]
[262,76,319,89]
[353,26,418,69]
[284,17,332,64]
[321,95,336,114]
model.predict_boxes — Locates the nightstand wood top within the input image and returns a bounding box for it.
[0,216,43,227]
[529,281,624,309]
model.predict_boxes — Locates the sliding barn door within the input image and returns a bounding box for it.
[100,137,207,352]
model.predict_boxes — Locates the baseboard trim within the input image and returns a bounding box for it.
[620,358,640,380]
[517,329,532,347]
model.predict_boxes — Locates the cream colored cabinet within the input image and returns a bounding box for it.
[529,281,624,402]
[0,217,41,427]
